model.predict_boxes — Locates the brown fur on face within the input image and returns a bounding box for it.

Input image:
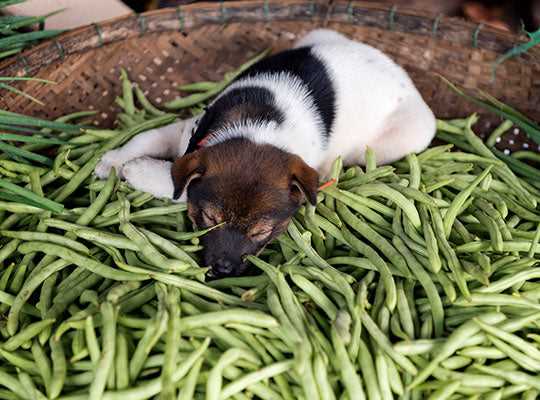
[171,138,319,277]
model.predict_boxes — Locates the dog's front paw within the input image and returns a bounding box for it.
[95,150,122,179]
[123,157,174,199]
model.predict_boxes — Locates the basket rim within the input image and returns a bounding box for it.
[0,0,537,79]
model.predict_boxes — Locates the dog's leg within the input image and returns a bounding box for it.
[366,100,435,165]
[95,117,197,179]
[121,157,184,200]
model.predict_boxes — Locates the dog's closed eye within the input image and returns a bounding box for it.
[248,220,274,242]
[201,204,223,227]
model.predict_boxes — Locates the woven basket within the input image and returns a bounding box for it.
[0,0,539,154]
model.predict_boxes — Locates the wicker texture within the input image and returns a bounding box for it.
[0,1,539,153]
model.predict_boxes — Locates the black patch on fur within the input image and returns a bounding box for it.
[237,46,336,138]
[185,86,284,154]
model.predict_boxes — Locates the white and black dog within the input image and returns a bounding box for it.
[95,29,436,277]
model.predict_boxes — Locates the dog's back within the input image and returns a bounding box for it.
[188,29,435,177]
[300,29,435,173]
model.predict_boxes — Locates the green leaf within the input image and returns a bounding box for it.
[0,29,63,51]
[0,83,44,105]
[0,77,56,84]
[0,190,44,209]
[0,0,26,9]
[0,124,50,136]
[0,112,82,133]
[0,10,63,32]
[0,133,66,144]
[0,178,64,213]
[492,148,540,181]
[439,75,540,145]
[492,27,540,80]
[0,47,23,59]
[0,140,52,166]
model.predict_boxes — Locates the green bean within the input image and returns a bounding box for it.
[102,338,210,400]
[107,281,142,305]
[455,293,540,311]
[408,312,506,389]
[486,119,513,147]
[475,198,512,241]
[396,280,415,339]
[19,370,44,400]
[339,225,397,310]
[119,70,135,115]
[338,203,409,276]
[338,166,395,190]
[7,260,69,335]
[330,325,364,399]
[426,380,460,400]
[161,286,181,400]
[429,205,470,299]
[9,262,27,294]
[120,222,190,272]
[76,169,116,226]
[443,165,493,237]
[18,241,148,281]
[178,80,219,92]
[3,319,55,351]
[290,273,337,320]
[364,146,377,172]
[206,348,260,400]
[220,360,293,399]
[134,85,167,116]
[0,238,20,263]
[117,262,246,306]
[389,184,445,207]
[0,348,38,374]
[354,183,421,227]
[73,229,138,250]
[383,354,404,396]
[440,355,471,370]
[177,357,203,400]
[356,340,381,400]
[406,153,421,189]
[458,346,506,359]
[139,228,198,267]
[360,311,417,375]
[0,367,29,399]
[487,334,540,371]
[0,290,39,317]
[473,318,540,361]
[473,209,504,252]
[1,230,89,253]
[0,160,46,175]
[417,205,441,273]
[323,187,392,228]
[371,351,391,400]
[474,365,540,390]
[89,302,117,400]
[264,286,303,346]
[529,223,540,258]
[129,289,169,381]
[50,336,67,399]
[31,340,52,396]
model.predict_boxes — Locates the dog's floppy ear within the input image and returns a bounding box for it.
[171,152,206,200]
[289,154,319,206]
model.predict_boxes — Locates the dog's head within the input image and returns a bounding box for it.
[171,138,318,277]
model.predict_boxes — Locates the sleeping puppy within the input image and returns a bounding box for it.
[95,29,436,277]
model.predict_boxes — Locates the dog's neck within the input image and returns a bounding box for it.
[184,73,327,168]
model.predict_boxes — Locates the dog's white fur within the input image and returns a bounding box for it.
[95,29,435,200]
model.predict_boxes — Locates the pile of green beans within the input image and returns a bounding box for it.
[0,65,539,400]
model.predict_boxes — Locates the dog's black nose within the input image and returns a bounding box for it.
[213,258,234,276]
